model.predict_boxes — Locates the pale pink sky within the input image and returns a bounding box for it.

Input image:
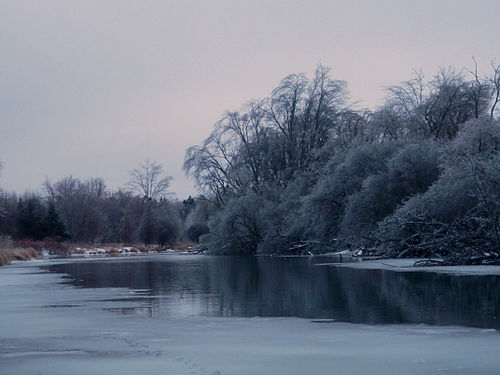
[1,0,499,198]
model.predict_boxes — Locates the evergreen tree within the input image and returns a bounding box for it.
[43,202,66,239]
[17,198,45,240]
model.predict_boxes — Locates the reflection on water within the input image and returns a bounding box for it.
[46,255,500,329]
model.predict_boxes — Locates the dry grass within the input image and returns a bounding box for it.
[0,250,12,266]
[106,248,120,256]
[132,245,162,253]
[173,242,197,251]
[71,247,87,255]
[149,246,163,253]
[1,240,202,265]
[0,249,20,262]
[134,245,149,252]
[19,247,40,260]
[0,247,41,266]
[11,238,69,256]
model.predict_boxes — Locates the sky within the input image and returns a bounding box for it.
[1,0,499,199]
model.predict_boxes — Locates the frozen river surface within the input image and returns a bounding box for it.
[0,255,499,374]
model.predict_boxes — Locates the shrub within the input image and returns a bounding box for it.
[205,192,265,254]
[185,223,209,243]
[340,140,441,243]
[42,238,69,256]
[299,142,400,245]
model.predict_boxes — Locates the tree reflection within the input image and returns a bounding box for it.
[47,257,500,329]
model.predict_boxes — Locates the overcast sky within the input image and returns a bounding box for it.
[1,0,499,199]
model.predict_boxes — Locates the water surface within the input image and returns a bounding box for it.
[45,255,500,329]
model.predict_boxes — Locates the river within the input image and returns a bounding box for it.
[1,254,499,374]
[46,255,500,328]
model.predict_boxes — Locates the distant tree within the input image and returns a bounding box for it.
[157,217,180,246]
[0,162,6,228]
[182,195,195,212]
[44,176,107,242]
[0,160,3,194]
[126,160,173,246]
[43,201,66,239]
[17,196,46,240]
[96,189,140,244]
[138,208,157,246]
[127,159,173,201]
[0,191,18,236]
[120,212,135,244]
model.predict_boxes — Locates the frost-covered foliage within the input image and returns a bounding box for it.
[386,68,492,139]
[340,140,441,243]
[300,142,399,245]
[185,65,500,263]
[257,170,317,254]
[202,192,265,254]
[377,118,500,262]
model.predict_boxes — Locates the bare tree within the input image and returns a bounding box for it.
[127,159,173,201]
[265,65,348,168]
[44,176,107,242]
[469,57,491,119]
[185,66,349,207]
[489,61,500,117]
[387,68,491,139]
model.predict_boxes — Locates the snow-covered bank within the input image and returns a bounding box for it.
[1,260,499,375]
[316,258,500,275]
[70,243,201,257]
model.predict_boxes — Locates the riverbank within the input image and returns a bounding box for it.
[1,259,499,375]
[70,243,198,256]
[0,241,200,267]
[316,258,500,275]
[4,244,500,279]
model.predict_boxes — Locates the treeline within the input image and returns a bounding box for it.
[184,64,500,264]
[0,161,210,247]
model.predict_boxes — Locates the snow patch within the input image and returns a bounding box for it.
[316,258,500,275]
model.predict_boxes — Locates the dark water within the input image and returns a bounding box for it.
[45,255,500,329]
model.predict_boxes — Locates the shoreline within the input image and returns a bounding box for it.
[315,258,500,276]
[3,251,500,277]
[0,241,201,267]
